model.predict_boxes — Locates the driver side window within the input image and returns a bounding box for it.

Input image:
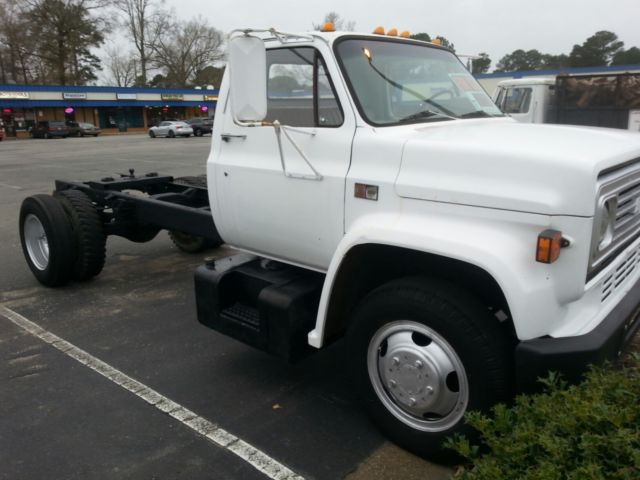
[265,47,343,128]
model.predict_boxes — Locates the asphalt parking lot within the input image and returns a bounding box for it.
[0,135,452,480]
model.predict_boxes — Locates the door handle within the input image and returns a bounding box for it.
[221,133,247,142]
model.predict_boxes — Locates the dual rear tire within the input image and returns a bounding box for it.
[19,191,106,286]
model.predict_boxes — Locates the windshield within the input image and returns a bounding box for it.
[335,38,503,126]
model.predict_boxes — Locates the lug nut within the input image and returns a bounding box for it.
[426,386,434,395]
[409,397,417,406]
[415,360,423,369]
[389,380,397,388]
[392,356,400,366]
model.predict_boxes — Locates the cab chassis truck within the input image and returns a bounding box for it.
[19,28,640,459]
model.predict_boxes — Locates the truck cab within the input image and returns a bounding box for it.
[193,28,640,459]
[492,77,556,123]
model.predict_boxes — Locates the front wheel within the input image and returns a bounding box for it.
[168,130,175,138]
[347,277,512,461]
[149,130,156,138]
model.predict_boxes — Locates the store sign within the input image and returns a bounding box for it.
[203,95,218,101]
[161,94,184,101]
[0,91,29,99]
[117,93,137,100]
[63,92,87,100]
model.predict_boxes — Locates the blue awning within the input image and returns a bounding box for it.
[0,100,217,108]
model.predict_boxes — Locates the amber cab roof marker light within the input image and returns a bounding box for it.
[386,28,398,36]
[372,26,385,35]
[400,31,410,38]
[320,22,335,32]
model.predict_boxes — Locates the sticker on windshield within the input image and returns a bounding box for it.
[449,74,478,92]
[449,73,503,115]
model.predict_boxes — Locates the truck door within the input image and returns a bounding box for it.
[212,46,355,270]
[496,86,535,123]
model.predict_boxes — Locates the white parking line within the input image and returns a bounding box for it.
[0,305,304,480]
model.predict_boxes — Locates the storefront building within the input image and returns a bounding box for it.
[0,85,218,138]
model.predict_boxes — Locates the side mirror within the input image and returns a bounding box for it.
[229,35,267,122]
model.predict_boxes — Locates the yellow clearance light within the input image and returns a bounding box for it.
[400,31,410,38]
[432,38,443,46]
[321,22,335,32]
[536,229,563,264]
[387,28,398,36]
[373,26,385,35]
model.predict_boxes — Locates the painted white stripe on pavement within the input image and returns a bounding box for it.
[0,305,304,480]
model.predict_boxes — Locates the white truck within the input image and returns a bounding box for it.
[493,73,640,131]
[19,28,640,460]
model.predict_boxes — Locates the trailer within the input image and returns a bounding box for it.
[20,170,221,287]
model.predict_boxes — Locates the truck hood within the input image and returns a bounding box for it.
[395,119,640,216]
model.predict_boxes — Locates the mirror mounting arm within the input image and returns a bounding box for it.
[272,121,322,181]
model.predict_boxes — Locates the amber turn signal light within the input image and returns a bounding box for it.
[536,229,563,264]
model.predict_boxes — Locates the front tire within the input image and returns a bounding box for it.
[194,129,203,137]
[19,195,76,287]
[168,130,175,138]
[347,277,512,461]
[149,130,156,138]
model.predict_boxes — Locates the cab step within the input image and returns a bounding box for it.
[194,254,325,361]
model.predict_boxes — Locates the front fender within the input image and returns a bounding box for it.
[308,204,591,348]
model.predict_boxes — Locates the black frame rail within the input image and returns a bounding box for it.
[55,171,222,243]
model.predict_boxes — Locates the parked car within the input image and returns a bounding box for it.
[148,121,193,138]
[65,121,81,137]
[78,122,101,137]
[0,121,4,141]
[31,121,69,139]
[186,117,214,136]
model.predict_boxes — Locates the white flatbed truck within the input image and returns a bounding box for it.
[19,27,640,459]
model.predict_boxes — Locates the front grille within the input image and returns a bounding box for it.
[590,160,640,278]
[602,242,640,302]
[615,181,640,237]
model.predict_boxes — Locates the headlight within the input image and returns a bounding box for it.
[597,196,618,252]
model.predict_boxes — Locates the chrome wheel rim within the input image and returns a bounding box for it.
[24,214,49,271]
[367,321,469,432]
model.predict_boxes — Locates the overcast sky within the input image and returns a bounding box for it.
[164,0,639,70]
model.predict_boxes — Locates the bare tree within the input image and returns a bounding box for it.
[149,16,224,87]
[24,0,107,85]
[0,1,36,84]
[105,46,138,86]
[313,11,355,31]
[114,0,161,85]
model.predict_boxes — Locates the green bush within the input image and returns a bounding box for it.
[446,354,640,480]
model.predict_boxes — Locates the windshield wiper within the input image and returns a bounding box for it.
[398,109,456,123]
[457,110,501,119]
